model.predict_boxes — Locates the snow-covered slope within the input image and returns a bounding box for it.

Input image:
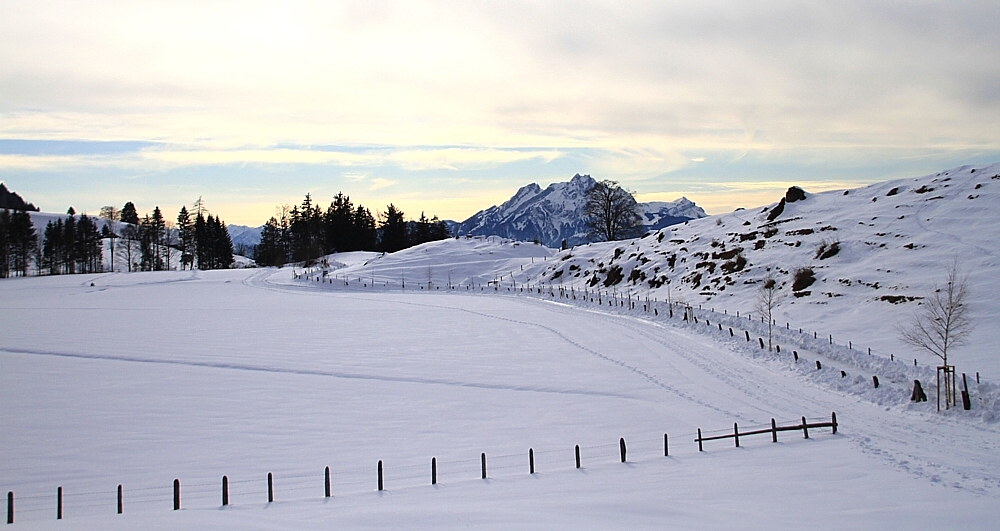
[525,163,1000,378]
[454,174,705,247]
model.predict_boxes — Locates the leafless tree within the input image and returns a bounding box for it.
[99,206,120,272]
[584,180,643,242]
[898,261,973,367]
[754,272,785,351]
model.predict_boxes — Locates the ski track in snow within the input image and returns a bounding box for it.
[0,346,636,401]
[249,268,1000,497]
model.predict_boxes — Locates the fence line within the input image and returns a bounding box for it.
[3,416,838,524]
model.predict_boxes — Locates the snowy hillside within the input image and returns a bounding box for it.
[454,174,705,247]
[519,164,1000,379]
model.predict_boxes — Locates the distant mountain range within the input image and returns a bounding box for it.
[453,174,706,247]
[227,174,705,250]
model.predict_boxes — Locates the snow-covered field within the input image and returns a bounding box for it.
[3,260,999,529]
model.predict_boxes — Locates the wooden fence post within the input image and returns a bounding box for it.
[771,418,778,442]
[378,461,383,491]
[325,467,331,498]
[831,412,838,434]
[575,445,581,468]
[745,331,750,341]
[758,338,765,349]
[697,429,703,451]
[222,476,229,506]
[664,434,669,456]
[267,473,273,503]
[620,438,627,462]
[801,417,809,439]
[481,453,487,479]
[57,487,62,520]
[734,423,740,447]
[173,479,180,511]
[529,449,535,474]
[873,375,879,388]
[7,491,12,524]
[118,484,123,514]
[432,458,437,485]
[816,360,822,370]
[793,351,798,361]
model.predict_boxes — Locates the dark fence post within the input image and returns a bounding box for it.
[816,360,822,370]
[697,429,703,452]
[745,331,750,341]
[222,476,229,506]
[378,461,383,491]
[481,453,487,479]
[7,491,12,524]
[831,412,838,434]
[118,484,123,514]
[962,373,971,410]
[575,445,581,468]
[432,458,437,485]
[529,449,535,474]
[801,416,810,439]
[620,438,627,462]
[734,423,740,447]
[57,486,62,520]
[793,351,798,361]
[729,328,734,337]
[873,375,880,388]
[758,338,764,349]
[771,418,777,442]
[173,479,180,511]
[664,434,669,456]
[267,473,273,503]
[325,467,331,498]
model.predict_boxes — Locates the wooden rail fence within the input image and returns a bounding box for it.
[696,412,837,451]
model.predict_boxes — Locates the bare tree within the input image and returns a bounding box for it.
[898,261,973,367]
[99,206,119,272]
[754,272,785,351]
[584,180,644,242]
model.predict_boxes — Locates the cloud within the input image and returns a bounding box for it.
[368,178,396,190]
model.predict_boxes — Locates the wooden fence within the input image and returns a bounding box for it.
[696,412,838,451]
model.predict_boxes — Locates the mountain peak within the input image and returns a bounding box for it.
[456,174,705,246]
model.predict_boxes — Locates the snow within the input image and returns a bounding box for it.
[3,165,1000,529]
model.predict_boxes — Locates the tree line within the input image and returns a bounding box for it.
[255,193,450,267]
[0,198,234,278]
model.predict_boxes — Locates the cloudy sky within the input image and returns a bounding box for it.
[2,1,998,225]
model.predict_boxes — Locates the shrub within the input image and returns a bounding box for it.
[815,239,840,260]
[785,186,807,202]
[792,267,816,292]
[603,266,624,286]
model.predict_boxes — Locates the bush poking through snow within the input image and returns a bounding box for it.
[815,239,840,260]
[792,267,816,292]
[785,186,807,202]
[603,265,624,286]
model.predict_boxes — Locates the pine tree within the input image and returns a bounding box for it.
[324,192,354,253]
[8,209,37,276]
[0,209,11,278]
[353,206,377,251]
[177,206,193,270]
[379,204,407,252]
[120,202,139,225]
